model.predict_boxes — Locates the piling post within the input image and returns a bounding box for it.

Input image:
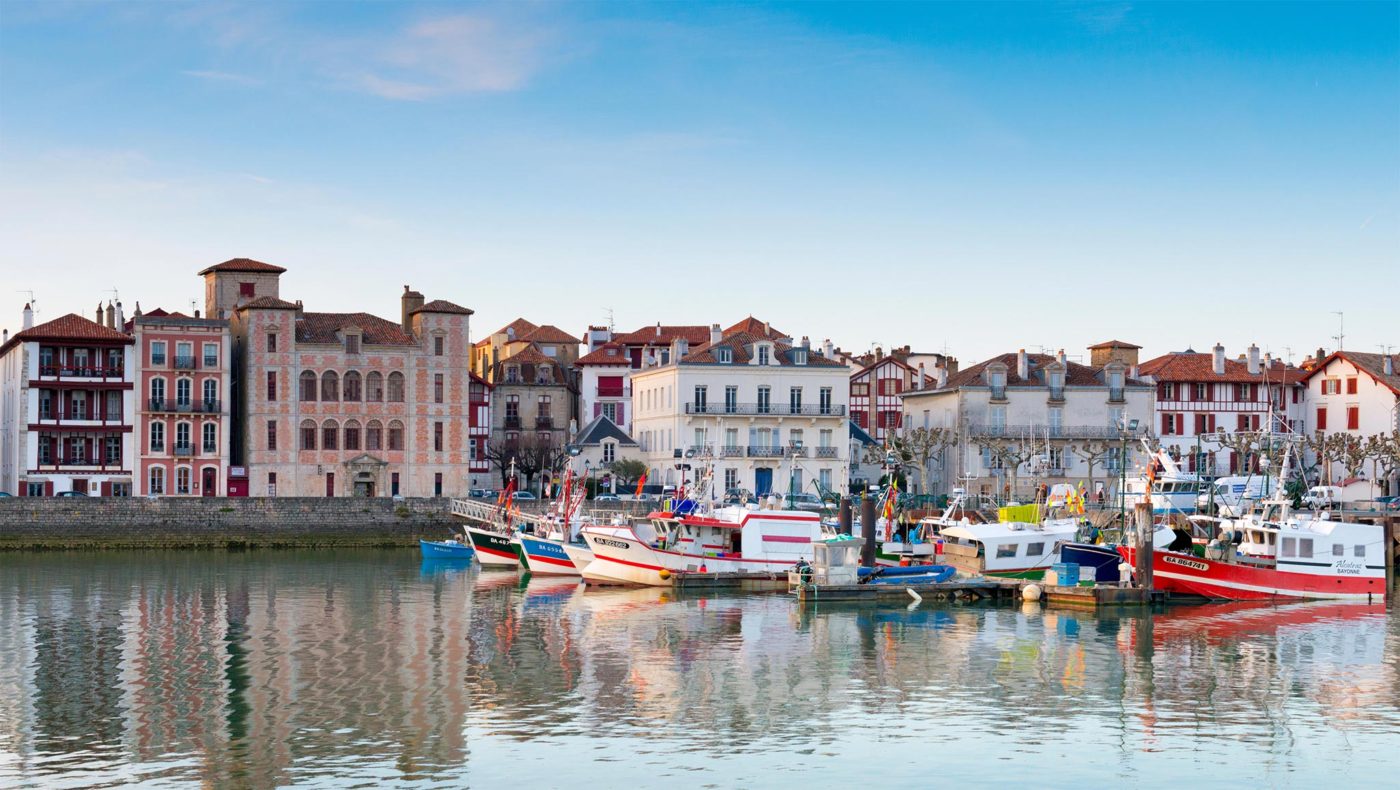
[839,497,853,536]
[1134,502,1153,590]
[1386,520,1395,607]
[860,496,877,567]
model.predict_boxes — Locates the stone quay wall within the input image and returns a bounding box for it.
[0,497,656,551]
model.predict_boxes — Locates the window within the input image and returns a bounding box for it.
[267,419,277,450]
[1346,406,1359,430]
[70,436,86,462]
[387,372,405,402]
[300,371,317,401]
[820,428,833,448]
[725,427,739,452]
[725,386,738,413]
[602,402,617,422]
[1026,542,1045,557]
[344,371,362,402]
[321,371,339,402]
[1316,407,1327,430]
[789,429,804,448]
[104,436,121,464]
[434,374,444,404]
[367,420,383,451]
[175,422,191,452]
[203,343,218,368]
[388,420,405,451]
[176,342,193,368]
[989,405,1007,429]
[724,468,738,490]
[267,333,277,353]
[391,472,400,497]
[434,336,444,356]
[1332,543,1344,557]
[600,441,616,464]
[694,385,708,412]
[266,371,277,401]
[1355,545,1366,558]
[366,372,384,402]
[1346,377,1358,395]
[757,386,771,414]
[322,420,339,451]
[1323,378,1339,395]
[505,395,520,421]
[790,387,802,413]
[996,544,1018,558]
[239,282,255,298]
[852,382,869,397]
[203,379,218,406]
[537,364,552,384]
[1281,537,1296,557]
[344,420,361,451]
[470,437,481,461]
[38,390,52,419]
[151,341,167,366]
[149,467,165,495]
[149,421,165,452]
[757,345,771,365]
[434,421,444,451]
[203,423,216,453]
[538,395,551,423]
[820,387,833,414]
[301,420,317,450]
[151,378,166,406]
[267,472,277,496]
[344,334,360,354]
[716,346,732,364]
[434,473,443,497]
[176,467,191,495]
[176,378,192,407]
[1298,538,1313,559]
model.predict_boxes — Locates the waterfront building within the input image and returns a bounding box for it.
[849,349,936,444]
[200,258,475,497]
[576,323,714,435]
[899,346,1154,500]
[1137,343,1307,477]
[1299,350,1399,493]
[467,372,492,488]
[130,309,233,496]
[0,305,136,495]
[485,344,578,488]
[470,318,581,385]
[628,322,850,498]
[568,414,643,493]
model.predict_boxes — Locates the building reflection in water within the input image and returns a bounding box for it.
[0,550,1396,787]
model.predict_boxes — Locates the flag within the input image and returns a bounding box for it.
[635,472,647,498]
[883,477,899,520]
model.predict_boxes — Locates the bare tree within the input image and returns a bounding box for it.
[486,437,523,487]
[517,433,567,493]
[875,427,959,494]
[1069,438,1115,496]
[1364,430,1400,495]
[969,436,1037,501]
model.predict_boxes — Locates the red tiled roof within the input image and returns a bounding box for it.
[238,296,300,310]
[575,343,631,366]
[1,313,133,356]
[412,299,473,316]
[681,332,845,368]
[197,257,287,276]
[490,318,539,338]
[1300,351,1400,395]
[494,344,572,386]
[1088,339,1141,350]
[296,312,415,346]
[613,324,711,346]
[925,352,1144,392]
[724,316,786,340]
[1138,353,1305,385]
[518,324,580,345]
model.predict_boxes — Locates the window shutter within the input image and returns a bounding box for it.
[1161,414,1171,435]
[616,404,624,424]
[594,403,601,417]
[100,481,112,496]
[1316,407,1327,430]
[44,481,54,497]
[1208,414,1216,433]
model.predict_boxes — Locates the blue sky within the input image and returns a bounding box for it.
[1,1,1396,365]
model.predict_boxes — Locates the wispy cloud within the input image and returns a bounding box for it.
[182,69,262,87]
[353,14,554,100]
[1062,2,1135,35]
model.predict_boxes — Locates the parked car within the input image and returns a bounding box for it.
[723,487,755,505]
[0,491,13,497]
[785,493,827,511]
[469,488,497,499]
[511,491,537,501]
[594,494,622,502]
[1375,495,1400,511]
[1302,485,1341,509]
[57,490,88,497]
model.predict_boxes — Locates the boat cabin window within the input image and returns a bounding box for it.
[1355,545,1366,558]
[1026,542,1045,557]
[996,544,1018,558]
[1281,537,1295,558]
[1332,544,1344,557]
[1298,539,1313,559]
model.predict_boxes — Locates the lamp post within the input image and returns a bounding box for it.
[1118,417,1140,527]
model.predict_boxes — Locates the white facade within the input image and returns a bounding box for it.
[1302,352,1400,492]
[629,342,850,498]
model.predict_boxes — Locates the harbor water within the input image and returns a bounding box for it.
[1,549,1397,787]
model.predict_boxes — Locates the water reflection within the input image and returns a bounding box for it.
[0,550,1396,787]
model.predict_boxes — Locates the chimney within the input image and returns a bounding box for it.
[194,309,201,319]
[801,335,810,350]
[1385,356,1395,376]
[763,321,770,337]
[1213,343,1225,376]
[1316,347,1326,364]
[1130,363,1139,380]
[674,338,689,358]
[936,365,948,388]
[1246,344,1260,376]
[917,362,926,389]
[294,299,303,316]
[95,302,104,324]
[710,323,722,345]
[133,301,142,318]
[1017,348,1028,380]
[655,322,662,338]
[875,345,883,360]
[115,301,124,328]
[823,338,834,358]
[2,329,7,344]
[401,285,424,333]
[105,302,115,329]
[1057,348,1067,366]
[23,303,33,329]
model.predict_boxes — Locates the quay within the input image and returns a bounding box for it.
[794,578,1166,607]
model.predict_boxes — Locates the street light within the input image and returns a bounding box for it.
[1117,417,1139,526]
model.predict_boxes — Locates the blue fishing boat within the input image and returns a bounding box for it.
[419,537,476,560]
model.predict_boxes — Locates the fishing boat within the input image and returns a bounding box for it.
[1120,442,1203,514]
[463,524,522,567]
[419,536,476,560]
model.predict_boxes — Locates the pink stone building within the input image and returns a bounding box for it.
[199,259,476,497]
[131,309,232,496]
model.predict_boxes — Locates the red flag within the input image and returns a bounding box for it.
[635,472,647,498]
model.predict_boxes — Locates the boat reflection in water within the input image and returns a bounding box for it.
[0,550,1396,788]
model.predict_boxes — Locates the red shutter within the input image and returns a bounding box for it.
[44,482,54,497]
[1157,382,1167,399]
[1161,414,1172,435]
[615,404,624,425]
[1347,378,1357,395]
[1347,407,1359,430]
[1316,407,1327,430]
[100,481,112,496]
[593,403,602,418]
[1208,414,1216,433]
[1195,414,1206,434]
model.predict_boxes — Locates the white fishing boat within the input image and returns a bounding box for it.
[937,507,1080,580]
[1120,442,1203,514]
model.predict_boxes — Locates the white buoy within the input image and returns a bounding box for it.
[1022,583,1042,602]
[906,587,923,604]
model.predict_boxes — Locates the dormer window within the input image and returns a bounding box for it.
[344,334,360,354]
[506,365,521,384]
[716,346,733,364]
[792,348,808,365]
[536,364,552,384]
[757,345,771,365]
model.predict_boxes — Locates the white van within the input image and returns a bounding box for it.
[1302,485,1341,509]
[1196,475,1282,517]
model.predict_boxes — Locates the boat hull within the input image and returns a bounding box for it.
[1120,547,1387,601]
[419,539,475,560]
[464,526,521,567]
[561,542,596,572]
[1060,542,1124,583]
[518,535,582,576]
[581,531,802,587]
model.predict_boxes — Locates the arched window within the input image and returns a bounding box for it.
[366,420,383,451]
[343,371,362,402]
[150,377,166,406]
[388,419,405,451]
[344,419,361,451]
[321,371,339,402]
[300,371,317,401]
[202,422,217,453]
[202,379,218,407]
[149,466,165,495]
[176,377,192,407]
[176,422,191,452]
[322,419,339,451]
[176,466,191,495]
[366,372,384,402]
[387,372,405,402]
[301,419,317,450]
[149,421,164,452]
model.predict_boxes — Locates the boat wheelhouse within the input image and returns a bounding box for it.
[938,517,1079,579]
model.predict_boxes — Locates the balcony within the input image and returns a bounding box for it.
[1108,387,1125,402]
[966,423,1133,439]
[173,444,194,457]
[787,445,808,458]
[684,403,846,417]
[504,415,522,429]
[685,445,715,458]
[990,386,1007,401]
[199,399,222,413]
[38,365,125,380]
[815,446,838,458]
[173,356,197,370]
[535,417,554,430]
[720,445,744,457]
[747,446,785,458]
[1048,386,1065,402]
[35,410,122,423]
[36,457,123,469]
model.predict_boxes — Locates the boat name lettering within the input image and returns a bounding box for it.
[1334,559,1365,575]
[594,537,631,550]
[1162,555,1210,572]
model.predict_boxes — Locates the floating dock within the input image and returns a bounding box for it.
[795,577,1167,607]
[669,570,790,592]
